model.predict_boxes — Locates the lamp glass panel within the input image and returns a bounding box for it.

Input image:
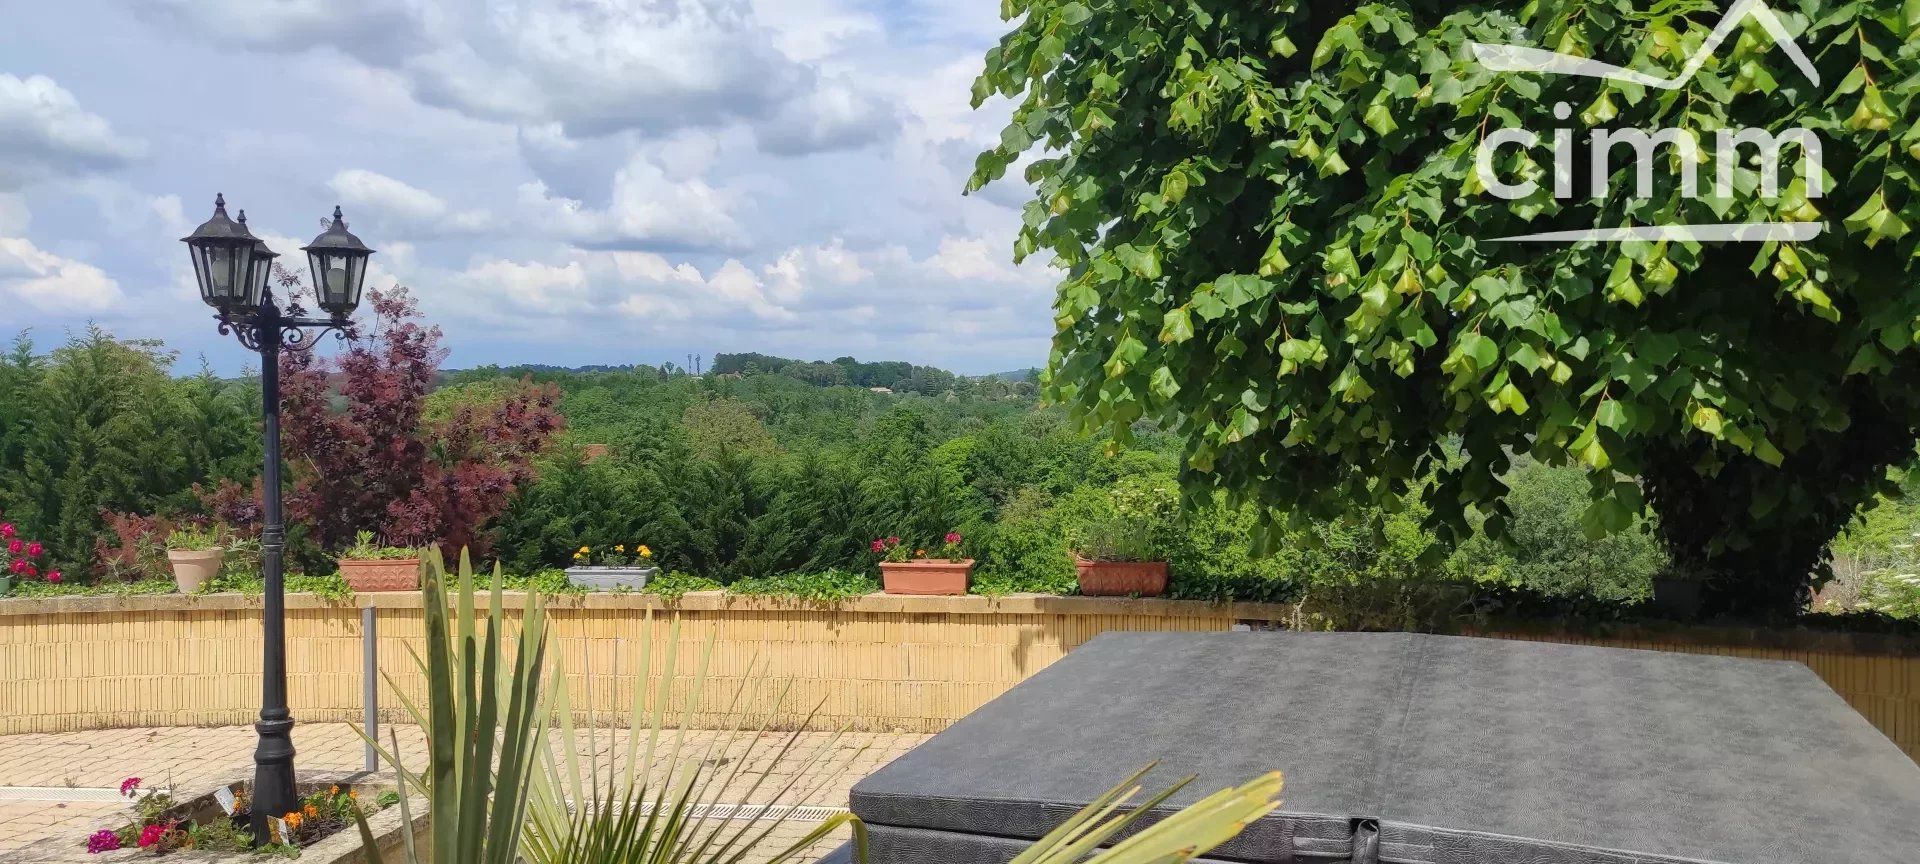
[208,247,235,299]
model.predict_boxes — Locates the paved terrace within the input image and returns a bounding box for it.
[0,724,929,860]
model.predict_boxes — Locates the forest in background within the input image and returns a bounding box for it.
[1,294,1916,626]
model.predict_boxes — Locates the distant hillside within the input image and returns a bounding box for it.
[982,368,1041,383]
[441,353,1040,399]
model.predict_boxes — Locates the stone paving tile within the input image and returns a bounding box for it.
[0,724,926,862]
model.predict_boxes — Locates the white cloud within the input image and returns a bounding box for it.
[757,77,900,156]
[750,0,882,63]
[138,0,429,64]
[329,169,493,235]
[143,0,897,154]
[926,235,1025,282]
[0,74,145,191]
[516,151,748,251]
[0,236,123,312]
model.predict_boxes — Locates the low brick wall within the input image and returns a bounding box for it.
[1,592,1915,762]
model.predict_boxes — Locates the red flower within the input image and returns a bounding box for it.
[47,570,62,584]
[0,523,13,538]
[945,532,962,545]
[137,823,169,848]
[120,777,142,797]
[8,560,22,574]
[870,539,885,553]
[25,541,41,557]
[5,539,17,554]
[886,536,900,547]
[24,565,36,578]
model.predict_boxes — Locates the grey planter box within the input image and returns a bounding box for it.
[565,566,658,591]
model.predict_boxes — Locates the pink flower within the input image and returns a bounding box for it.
[0,523,13,538]
[47,570,61,584]
[120,777,142,796]
[945,532,962,545]
[870,539,884,553]
[86,829,122,853]
[886,536,901,547]
[5,539,18,554]
[137,823,168,848]
[8,560,22,575]
[25,541,41,557]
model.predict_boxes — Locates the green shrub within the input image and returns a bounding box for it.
[970,489,1076,595]
[1448,461,1665,603]
[641,570,721,600]
[1165,501,1295,603]
[728,569,878,602]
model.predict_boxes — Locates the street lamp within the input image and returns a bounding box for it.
[182,194,374,835]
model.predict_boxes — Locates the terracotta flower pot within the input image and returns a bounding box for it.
[167,549,225,594]
[1075,558,1169,597]
[339,558,421,593]
[880,559,973,595]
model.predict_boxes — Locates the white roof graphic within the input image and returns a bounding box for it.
[1471,0,1819,90]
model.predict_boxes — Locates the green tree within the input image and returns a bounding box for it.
[974,0,1919,617]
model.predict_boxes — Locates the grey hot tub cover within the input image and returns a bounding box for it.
[849,631,1920,864]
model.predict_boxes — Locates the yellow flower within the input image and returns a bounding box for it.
[578,545,590,554]
[329,785,339,796]
[303,803,320,819]
[614,544,625,552]
[916,549,927,557]
[638,545,652,558]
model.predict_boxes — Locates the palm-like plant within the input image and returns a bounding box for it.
[355,549,553,864]
[357,551,1284,864]
[518,617,864,864]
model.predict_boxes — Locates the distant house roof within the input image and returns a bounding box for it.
[869,387,893,394]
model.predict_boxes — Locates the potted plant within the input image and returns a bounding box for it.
[565,543,658,590]
[1070,479,1175,597]
[875,532,973,595]
[338,531,421,592]
[165,524,227,594]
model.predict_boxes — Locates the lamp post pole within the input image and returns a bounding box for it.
[250,298,296,833]
[183,195,374,837]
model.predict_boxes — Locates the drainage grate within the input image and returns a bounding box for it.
[0,786,129,803]
[631,802,847,823]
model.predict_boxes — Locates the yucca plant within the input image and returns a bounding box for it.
[1013,765,1283,864]
[520,616,865,864]
[354,549,554,864]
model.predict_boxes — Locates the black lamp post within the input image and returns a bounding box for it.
[182,194,374,835]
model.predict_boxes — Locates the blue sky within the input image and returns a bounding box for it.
[0,0,1053,374]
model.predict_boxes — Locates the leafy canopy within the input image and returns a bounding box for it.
[972,0,1920,599]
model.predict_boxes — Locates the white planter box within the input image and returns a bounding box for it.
[565,566,659,591]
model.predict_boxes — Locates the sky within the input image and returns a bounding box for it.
[0,0,1056,375]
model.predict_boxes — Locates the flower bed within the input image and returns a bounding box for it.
[9,771,420,864]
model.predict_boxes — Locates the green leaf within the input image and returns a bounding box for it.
[1160,306,1195,344]
[1151,366,1182,399]
[1214,274,1271,309]
[1115,244,1162,280]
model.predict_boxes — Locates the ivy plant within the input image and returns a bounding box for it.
[973,0,1919,617]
